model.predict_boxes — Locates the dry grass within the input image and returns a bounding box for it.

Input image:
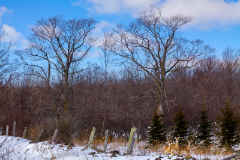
[65,135,235,158]
[110,137,128,145]
[161,141,234,158]
[72,137,88,146]
[29,126,42,140]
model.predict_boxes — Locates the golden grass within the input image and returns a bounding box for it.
[162,142,234,158]
[29,125,42,140]
[68,136,235,158]
[72,137,88,146]
[110,137,128,145]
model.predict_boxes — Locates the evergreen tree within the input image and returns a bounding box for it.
[147,113,166,145]
[197,105,212,146]
[219,100,238,147]
[173,108,188,145]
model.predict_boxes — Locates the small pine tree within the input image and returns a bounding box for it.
[218,100,238,147]
[147,113,166,145]
[173,107,188,145]
[197,105,212,146]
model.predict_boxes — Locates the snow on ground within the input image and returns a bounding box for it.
[0,136,232,160]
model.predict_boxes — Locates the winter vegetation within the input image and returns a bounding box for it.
[1,4,240,160]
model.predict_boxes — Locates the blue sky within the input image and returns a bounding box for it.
[0,0,240,55]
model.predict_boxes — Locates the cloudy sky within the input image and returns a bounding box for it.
[0,0,239,53]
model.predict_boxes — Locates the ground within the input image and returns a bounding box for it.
[0,136,234,160]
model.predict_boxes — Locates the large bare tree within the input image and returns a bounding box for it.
[105,11,212,115]
[24,17,96,113]
[0,31,12,82]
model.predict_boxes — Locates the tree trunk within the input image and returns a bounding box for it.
[154,81,168,117]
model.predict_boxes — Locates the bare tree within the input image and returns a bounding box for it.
[100,33,113,80]
[222,48,240,73]
[0,32,11,81]
[221,48,240,100]
[105,11,212,115]
[19,44,52,88]
[24,17,96,113]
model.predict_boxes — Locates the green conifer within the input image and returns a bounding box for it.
[173,107,188,145]
[147,113,166,145]
[197,104,212,146]
[219,100,238,147]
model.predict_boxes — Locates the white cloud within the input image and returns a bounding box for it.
[86,21,115,58]
[92,21,114,46]
[0,6,29,49]
[94,21,114,33]
[160,0,240,28]
[0,6,8,17]
[77,0,240,28]
[74,0,159,14]
[1,24,30,49]
[0,6,9,23]
[88,0,122,13]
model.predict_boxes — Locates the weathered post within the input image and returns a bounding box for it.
[12,121,16,137]
[88,127,96,148]
[23,127,28,138]
[51,129,58,144]
[6,125,9,136]
[0,127,2,136]
[103,129,109,152]
[126,127,137,155]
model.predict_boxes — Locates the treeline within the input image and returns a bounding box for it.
[0,53,240,139]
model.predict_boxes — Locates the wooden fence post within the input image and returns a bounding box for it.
[12,121,16,137]
[6,125,9,136]
[103,129,109,152]
[0,127,2,136]
[51,129,58,144]
[126,127,137,155]
[88,127,96,148]
[23,127,28,138]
